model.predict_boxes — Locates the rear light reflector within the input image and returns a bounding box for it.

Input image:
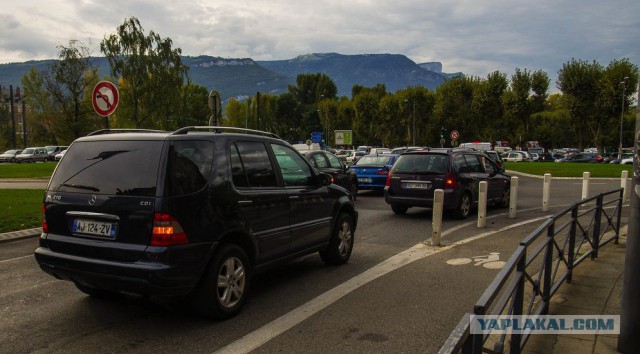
[445,172,458,189]
[385,172,393,187]
[151,213,189,246]
[42,204,48,233]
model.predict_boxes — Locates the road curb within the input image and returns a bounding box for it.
[0,227,42,243]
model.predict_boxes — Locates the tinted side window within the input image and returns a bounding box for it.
[271,144,313,186]
[230,144,248,188]
[234,142,277,188]
[166,140,214,196]
[312,153,328,168]
[482,156,495,174]
[454,155,468,173]
[463,154,482,172]
[327,153,343,169]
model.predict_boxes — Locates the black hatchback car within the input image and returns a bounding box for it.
[35,127,357,319]
[384,148,510,218]
[300,150,359,200]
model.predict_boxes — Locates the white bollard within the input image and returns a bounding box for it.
[477,181,487,228]
[582,171,590,200]
[542,173,551,211]
[621,170,629,203]
[431,189,444,246]
[509,176,519,219]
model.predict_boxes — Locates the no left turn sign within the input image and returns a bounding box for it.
[92,81,119,117]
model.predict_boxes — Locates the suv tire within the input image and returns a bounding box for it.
[191,243,251,319]
[453,192,471,219]
[320,213,354,265]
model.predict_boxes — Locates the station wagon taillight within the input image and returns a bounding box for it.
[151,213,188,246]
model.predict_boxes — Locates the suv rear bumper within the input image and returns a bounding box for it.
[384,188,461,210]
[34,242,216,297]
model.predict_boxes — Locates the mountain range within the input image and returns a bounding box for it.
[0,53,462,102]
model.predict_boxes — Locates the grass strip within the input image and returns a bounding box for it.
[0,189,45,233]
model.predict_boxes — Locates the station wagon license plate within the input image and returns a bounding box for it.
[73,219,117,238]
[402,182,430,189]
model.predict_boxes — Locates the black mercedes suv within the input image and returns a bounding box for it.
[384,148,510,218]
[35,127,357,319]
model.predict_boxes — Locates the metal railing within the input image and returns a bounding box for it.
[440,188,624,354]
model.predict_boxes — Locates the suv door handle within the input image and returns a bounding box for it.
[289,195,300,199]
[238,200,253,205]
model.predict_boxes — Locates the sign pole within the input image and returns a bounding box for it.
[619,84,640,353]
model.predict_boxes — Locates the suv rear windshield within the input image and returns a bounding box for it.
[391,154,449,174]
[49,140,164,196]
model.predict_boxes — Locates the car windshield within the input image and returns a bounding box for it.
[392,154,449,174]
[45,146,57,152]
[355,155,392,166]
[22,148,34,154]
[3,150,18,154]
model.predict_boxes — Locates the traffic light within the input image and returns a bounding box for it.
[440,128,445,139]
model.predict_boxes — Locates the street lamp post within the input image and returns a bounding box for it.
[618,77,629,159]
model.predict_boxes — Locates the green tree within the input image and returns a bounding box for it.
[176,83,210,128]
[596,59,639,150]
[556,59,603,150]
[22,41,99,143]
[100,17,189,129]
[434,77,474,144]
[471,71,508,143]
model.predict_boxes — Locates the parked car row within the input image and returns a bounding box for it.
[0,145,67,163]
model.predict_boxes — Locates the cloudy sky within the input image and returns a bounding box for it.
[1,0,638,87]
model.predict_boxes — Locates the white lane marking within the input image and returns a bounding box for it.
[214,215,549,354]
[0,255,33,264]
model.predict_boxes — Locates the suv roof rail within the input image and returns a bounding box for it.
[172,126,281,139]
[87,129,168,136]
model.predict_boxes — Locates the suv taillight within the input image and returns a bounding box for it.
[445,172,458,189]
[385,171,393,187]
[151,213,188,246]
[42,204,48,233]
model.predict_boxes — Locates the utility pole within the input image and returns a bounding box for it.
[9,85,16,148]
[619,84,640,353]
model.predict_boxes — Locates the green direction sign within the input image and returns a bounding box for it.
[334,130,353,145]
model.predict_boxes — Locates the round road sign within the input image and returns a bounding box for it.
[92,81,119,117]
[450,130,460,140]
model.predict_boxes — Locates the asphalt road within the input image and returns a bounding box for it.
[0,175,628,353]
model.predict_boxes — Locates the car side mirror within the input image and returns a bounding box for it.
[318,172,333,186]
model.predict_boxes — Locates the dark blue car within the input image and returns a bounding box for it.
[349,154,399,190]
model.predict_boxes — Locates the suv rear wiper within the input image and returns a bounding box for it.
[59,183,100,192]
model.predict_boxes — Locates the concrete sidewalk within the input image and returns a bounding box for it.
[523,232,627,354]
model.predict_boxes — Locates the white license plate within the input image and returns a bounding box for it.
[73,219,117,238]
[360,177,373,183]
[402,182,430,189]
